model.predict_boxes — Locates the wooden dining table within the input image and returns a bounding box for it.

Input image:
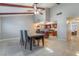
[28,33,44,50]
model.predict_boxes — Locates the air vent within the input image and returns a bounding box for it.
[56,12,62,15]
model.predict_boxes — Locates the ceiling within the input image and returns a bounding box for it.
[0,3,55,15]
[16,3,55,8]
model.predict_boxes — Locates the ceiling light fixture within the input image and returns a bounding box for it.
[33,3,40,15]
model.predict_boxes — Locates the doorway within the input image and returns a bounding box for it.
[67,17,79,41]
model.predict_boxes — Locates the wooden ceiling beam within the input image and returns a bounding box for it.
[0,12,34,15]
[0,3,45,10]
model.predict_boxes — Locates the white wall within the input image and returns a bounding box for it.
[0,18,1,32]
[46,8,50,22]
[50,3,79,40]
[0,6,32,13]
[33,10,46,23]
[1,15,33,39]
[0,18,2,39]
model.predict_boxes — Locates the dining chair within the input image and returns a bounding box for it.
[24,30,36,50]
[22,30,44,50]
[24,30,31,49]
[20,30,30,49]
[20,30,24,46]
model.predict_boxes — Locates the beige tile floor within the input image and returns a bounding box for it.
[0,36,79,56]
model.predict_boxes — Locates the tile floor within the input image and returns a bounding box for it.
[0,36,79,56]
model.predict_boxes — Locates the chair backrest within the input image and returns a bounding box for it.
[20,30,24,43]
[24,30,29,41]
[20,30,29,43]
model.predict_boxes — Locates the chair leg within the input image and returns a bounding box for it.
[20,30,24,46]
[25,43,26,49]
[30,38,32,50]
[25,39,27,49]
[20,39,24,46]
[20,39,22,45]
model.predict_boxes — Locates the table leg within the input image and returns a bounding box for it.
[42,36,44,46]
[33,39,36,46]
[37,40,40,46]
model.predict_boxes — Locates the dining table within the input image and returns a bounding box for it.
[28,33,44,50]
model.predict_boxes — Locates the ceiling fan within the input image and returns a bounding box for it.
[27,3,44,15]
